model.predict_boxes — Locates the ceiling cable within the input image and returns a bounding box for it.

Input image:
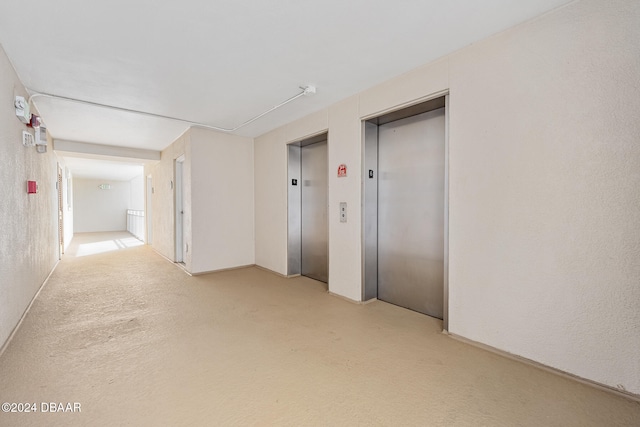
[26,85,316,133]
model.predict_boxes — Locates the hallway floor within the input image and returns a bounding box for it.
[1,233,638,426]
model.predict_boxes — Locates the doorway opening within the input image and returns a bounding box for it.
[287,133,329,284]
[362,95,449,326]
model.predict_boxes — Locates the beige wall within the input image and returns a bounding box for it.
[146,130,190,265]
[254,0,640,395]
[0,45,59,349]
[447,0,640,396]
[147,127,254,275]
[190,127,255,274]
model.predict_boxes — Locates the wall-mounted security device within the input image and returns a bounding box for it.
[29,114,41,128]
[369,170,374,178]
[15,96,31,124]
[35,126,47,153]
[22,131,35,147]
[292,179,298,186]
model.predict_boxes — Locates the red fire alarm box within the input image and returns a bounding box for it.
[337,164,347,177]
[27,180,37,194]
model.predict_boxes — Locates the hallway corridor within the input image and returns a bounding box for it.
[0,234,638,426]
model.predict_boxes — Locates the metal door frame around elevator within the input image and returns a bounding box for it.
[287,132,329,283]
[361,92,449,330]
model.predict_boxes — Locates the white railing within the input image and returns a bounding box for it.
[127,210,145,241]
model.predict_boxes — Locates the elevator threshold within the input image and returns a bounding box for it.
[381,299,443,321]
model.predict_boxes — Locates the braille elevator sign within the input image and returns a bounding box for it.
[337,164,347,177]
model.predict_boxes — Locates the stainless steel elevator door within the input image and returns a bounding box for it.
[301,141,328,283]
[377,108,445,318]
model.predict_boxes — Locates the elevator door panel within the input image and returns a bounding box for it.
[301,141,328,283]
[378,108,445,318]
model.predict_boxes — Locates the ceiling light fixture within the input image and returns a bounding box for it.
[26,85,317,133]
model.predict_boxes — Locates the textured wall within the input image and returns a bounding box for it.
[148,127,254,274]
[190,127,255,274]
[447,0,640,396]
[146,131,189,264]
[254,126,288,274]
[253,0,640,394]
[0,45,58,349]
[326,97,362,301]
[73,178,131,232]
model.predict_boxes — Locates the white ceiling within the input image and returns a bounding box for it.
[1,0,571,155]
[61,156,144,181]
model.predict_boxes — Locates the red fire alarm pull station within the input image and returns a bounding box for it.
[27,181,37,194]
[337,164,347,177]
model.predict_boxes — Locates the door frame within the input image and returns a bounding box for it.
[286,132,329,281]
[57,163,64,259]
[174,156,185,263]
[360,91,450,330]
[146,175,153,245]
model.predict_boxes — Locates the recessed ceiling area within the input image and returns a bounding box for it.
[0,0,572,153]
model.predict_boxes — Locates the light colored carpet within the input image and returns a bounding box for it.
[0,232,638,426]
